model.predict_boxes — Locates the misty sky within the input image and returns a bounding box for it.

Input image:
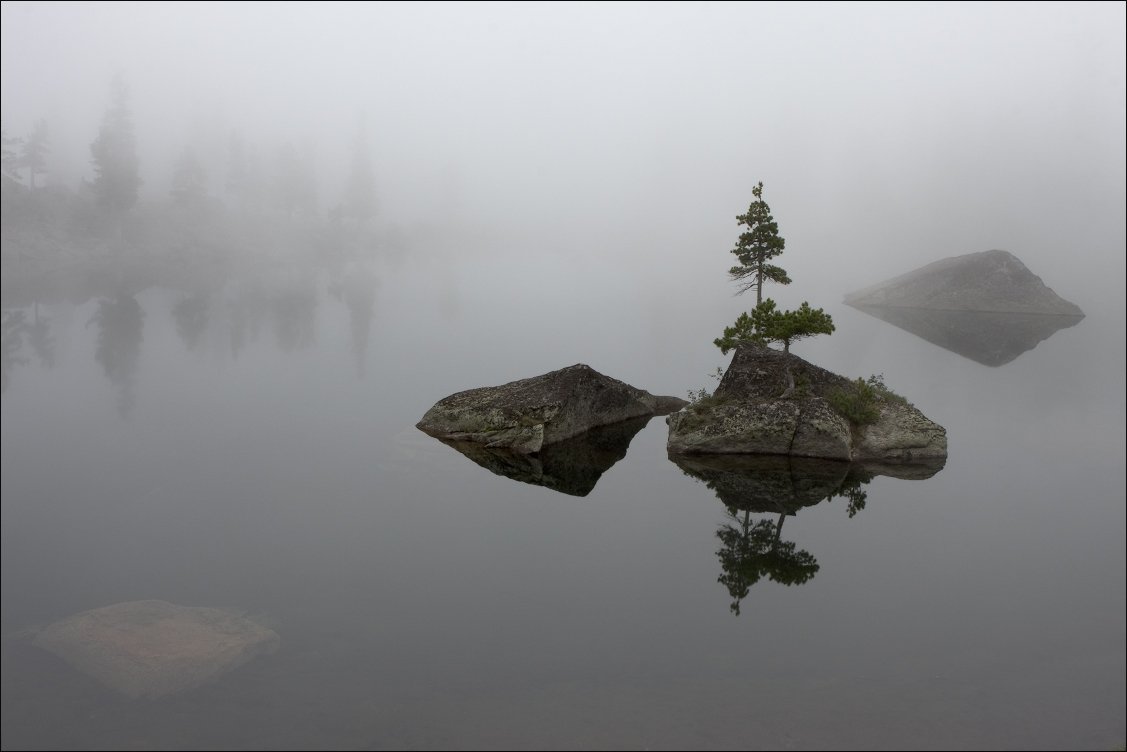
[2,1,1124,305]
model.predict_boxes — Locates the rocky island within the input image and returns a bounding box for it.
[669,181,945,463]
[417,363,686,454]
[667,343,947,462]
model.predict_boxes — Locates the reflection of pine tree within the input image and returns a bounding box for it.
[345,272,376,377]
[836,476,869,518]
[1,310,28,394]
[680,452,938,616]
[716,509,819,616]
[228,291,267,360]
[172,294,210,352]
[89,295,144,417]
[26,303,54,368]
[229,299,247,360]
[272,290,316,351]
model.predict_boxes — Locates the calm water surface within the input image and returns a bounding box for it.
[2,254,1124,750]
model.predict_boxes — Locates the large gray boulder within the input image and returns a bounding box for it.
[31,600,280,698]
[667,343,946,462]
[417,364,687,454]
[843,249,1083,315]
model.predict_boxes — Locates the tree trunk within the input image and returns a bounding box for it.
[779,340,795,398]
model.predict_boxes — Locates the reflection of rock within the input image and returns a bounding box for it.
[31,600,280,699]
[674,454,849,514]
[843,249,1083,315]
[846,305,1084,367]
[683,452,945,616]
[670,453,945,514]
[418,364,687,454]
[667,343,947,462]
[436,415,652,497]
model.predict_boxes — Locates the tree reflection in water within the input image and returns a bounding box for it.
[171,292,210,352]
[88,294,144,417]
[671,454,944,615]
[716,509,818,615]
[1,309,28,394]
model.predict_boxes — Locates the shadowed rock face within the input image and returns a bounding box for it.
[417,364,686,454]
[847,304,1084,367]
[435,414,652,497]
[667,343,946,462]
[30,600,280,699]
[843,249,1084,315]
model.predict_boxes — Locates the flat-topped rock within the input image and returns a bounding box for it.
[843,250,1083,315]
[417,364,687,454]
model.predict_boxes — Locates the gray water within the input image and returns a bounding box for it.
[2,254,1124,751]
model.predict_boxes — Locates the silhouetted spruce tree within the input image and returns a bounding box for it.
[273,141,317,217]
[20,119,49,190]
[170,146,207,209]
[225,130,265,212]
[90,74,140,217]
[1,126,22,182]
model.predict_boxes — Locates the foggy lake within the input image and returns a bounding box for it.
[2,2,1124,750]
[2,246,1124,750]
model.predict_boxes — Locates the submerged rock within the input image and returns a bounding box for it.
[667,343,946,461]
[31,600,280,699]
[436,414,652,496]
[843,249,1083,315]
[417,363,686,454]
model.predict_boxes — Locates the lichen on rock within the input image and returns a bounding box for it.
[417,363,687,454]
